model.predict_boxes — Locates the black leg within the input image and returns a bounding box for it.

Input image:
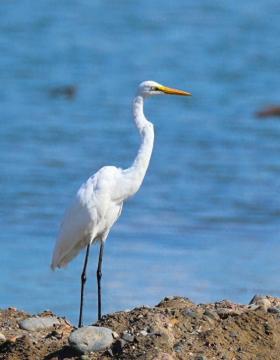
[78,244,90,328]
[97,242,104,321]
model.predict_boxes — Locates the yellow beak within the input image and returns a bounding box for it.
[157,85,192,96]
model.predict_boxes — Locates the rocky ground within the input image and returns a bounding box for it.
[1,295,280,359]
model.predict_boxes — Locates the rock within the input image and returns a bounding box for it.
[81,356,90,360]
[216,308,239,319]
[247,304,260,311]
[106,349,114,357]
[49,85,77,99]
[203,309,220,321]
[229,331,238,339]
[258,299,271,311]
[19,317,60,331]
[69,326,116,353]
[195,355,207,360]
[152,353,174,360]
[140,330,148,336]
[46,330,63,340]
[0,333,6,342]
[8,307,17,311]
[264,323,273,335]
[112,331,119,339]
[220,355,229,360]
[268,306,280,314]
[249,295,271,311]
[183,309,199,319]
[256,106,280,118]
[117,338,126,348]
[122,332,135,342]
[174,342,184,352]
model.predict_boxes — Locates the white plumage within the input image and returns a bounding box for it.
[51,80,191,326]
[51,166,123,269]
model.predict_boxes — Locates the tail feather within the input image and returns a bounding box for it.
[51,241,89,270]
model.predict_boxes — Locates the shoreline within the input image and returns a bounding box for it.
[1,295,280,359]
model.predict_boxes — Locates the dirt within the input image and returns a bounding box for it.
[1,295,280,359]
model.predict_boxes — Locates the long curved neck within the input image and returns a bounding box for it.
[122,95,154,199]
[132,95,154,172]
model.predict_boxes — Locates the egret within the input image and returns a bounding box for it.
[51,81,191,327]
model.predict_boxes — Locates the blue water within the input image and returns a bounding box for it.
[1,0,280,324]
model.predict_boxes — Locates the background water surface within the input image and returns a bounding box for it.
[1,0,280,324]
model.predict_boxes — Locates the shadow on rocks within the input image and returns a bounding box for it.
[44,345,81,360]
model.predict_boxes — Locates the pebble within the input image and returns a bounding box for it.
[174,342,184,352]
[229,331,238,339]
[249,296,271,311]
[0,333,6,342]
[81,356,90,360]
[257,299,271,311]
[221,355,230,360]
[216,308,237,319]
[264,323,273,335]
[19,317,60,331]
[203,309,220,321]
[268,306,280,314]
[122,332,135,342]
[152,353,174,360]
[140,330,148,336]
[69,326,116,353]
[183,309,199,319]
[195,355,207,360]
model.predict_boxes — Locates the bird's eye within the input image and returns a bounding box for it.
[151,86,158,91]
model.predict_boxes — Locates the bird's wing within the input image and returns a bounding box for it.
[51,166,123,269]
[51,172,104,269]
[51,190,97,269]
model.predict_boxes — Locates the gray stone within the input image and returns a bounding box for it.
[203,309,219,321]
[183,309,199,319]
[229,331,238,339]
[216,308,231,319]
[118,338,126,348]
[174,342,184,352]
[69,326,116,353]
[195,355,207,360]
[19,316,60,331]
[0,333,6,342]
[122,332,134,342]
[268,306,280,314]
[216,308,239,319]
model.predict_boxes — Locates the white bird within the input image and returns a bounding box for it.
[51,80,191,327]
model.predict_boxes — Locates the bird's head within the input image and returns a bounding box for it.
[137,80,192,98]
